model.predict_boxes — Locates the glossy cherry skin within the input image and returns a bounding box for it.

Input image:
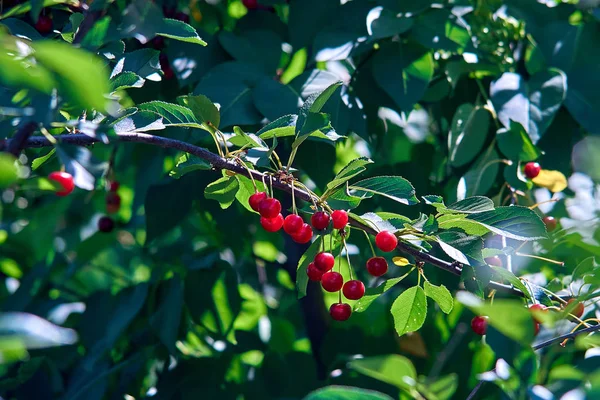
[311,211,331,231]
[524,162,541,179]
[48,171,75,196]
[258,198,282,219]
[366,257,388,277]
[314,252,335,272]
[543,216,557,232]
[260,214,284,232]
[249,192,267,212]
[375,231,398,252]
[567,298,584,318]
[283,214,304,234]
[108,181,120,192]
[529,304,547,323]
[98,216,114,233]
[330,303,352,321]
[35,15,53,34]
[321,271,343,292]
[290,223,313,244]
[306,262,323,281]
[331,210,348,229]
[343,280,365,300]
[106,192,121,214]
[471,316,488,335]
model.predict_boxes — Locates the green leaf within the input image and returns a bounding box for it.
[466,206,547,241]
[111,48,161,81]
[445,196,495,214]
[366,6,413,40]
[304,386,394,400]
[0,44,54,93]
[296,238,321,299]
[0,153,18,189]
[349,176,418,205]
[56,145,107,191]
[491,70,566,143]
[372,42,434,112]
[296,81,342,135]
[411,8,470,51]
[497,121,542,162]
[354,276,410,313]
[448,104,491,167]
[169,153,212,179]
[423,281,453,314]
[325,157,373,193]
[179,94,220,129]
[458,144,500,197]
[490,266,531,299]
[157,18,207,45]
[31,40,110,112]
[184,264,241,343]
[252,78,301,121]
[293,112,333,148]
[391,286,427,336]
[457,291,537,344]
[349,355,416,390]
[257,114,297,139]
[109,72,145,92]
[437,214,490,236]
[436,231,483,265]
[204,176,239,209]
[137,101,203,128]
[149,278,183,355]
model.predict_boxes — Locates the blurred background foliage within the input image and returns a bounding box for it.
[1,0,600,399]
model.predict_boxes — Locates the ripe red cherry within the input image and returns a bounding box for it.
[343,280,365,300]
[258,197,281,219]
[311,211,331,231]
[48,171,75,196]
[375,231,397,252]
[291,223,313,244]
[242,0,259,9]
[485,256,503,267]
[260,214,284,232]
[471,316,488,335]
[567,298,584,318]
[108,181,120,192]
[314,252,335,272]
[98,216,114,233]
[543,216,557,232]
[330,303,352,321]
[35,15,53,34]
[331,210,349,229]
[524,162,541,179]
[366,257,388,277]
[283,214,303,234]
[321,271,343,292]
[529,304,547,323]
[106,192,121,214]
[249,192,267,212]
[306,262,323,281]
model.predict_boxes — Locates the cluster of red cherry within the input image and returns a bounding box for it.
[248,191,401,321]
[470,299,585,336]
[47,171,120,233]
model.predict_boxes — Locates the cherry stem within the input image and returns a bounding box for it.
[343,239,353,280]
[515,252,564,266]
[529,198,560,210]
[291,179,297,214]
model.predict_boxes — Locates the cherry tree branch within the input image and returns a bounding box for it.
[16,132,524,297]
[466,323,600,399]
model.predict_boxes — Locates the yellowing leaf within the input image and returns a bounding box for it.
[532,169,568,192]
[392,256,410,266]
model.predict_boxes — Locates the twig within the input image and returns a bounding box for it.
[3,122,37,156]
[15,132,525,297]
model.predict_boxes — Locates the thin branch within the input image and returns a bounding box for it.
[3,122,37,157]
[533,323,600,351]
[466,323,600,399]
[16,132,524,297]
